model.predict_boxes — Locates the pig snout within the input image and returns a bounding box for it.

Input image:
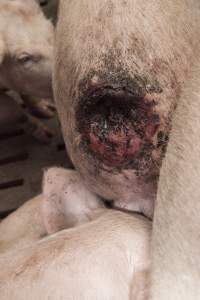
[77,86,159,169]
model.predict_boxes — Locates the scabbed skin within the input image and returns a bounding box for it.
[54,0,200,218]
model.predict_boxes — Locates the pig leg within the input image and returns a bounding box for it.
[0,92,25,129]
[54,0,200,219]
[150,57,200,299]
[24,113,54,143]
[42,167,105,234]
[21,95,56,119]
[0,93,53,143]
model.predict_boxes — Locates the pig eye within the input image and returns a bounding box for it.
[17,53,33,64]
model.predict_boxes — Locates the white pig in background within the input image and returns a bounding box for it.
[0,0,55,142]
[0,167,151,300]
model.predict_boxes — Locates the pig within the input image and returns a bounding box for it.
[0,0,55,141]
[0,168,104,254]
[150,55,200,299]
[54,0,200,218]
[0,167,151,300]
[0,195,45,255]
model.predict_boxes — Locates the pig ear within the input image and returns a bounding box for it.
[0,36,6,65]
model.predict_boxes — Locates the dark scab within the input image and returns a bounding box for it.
[157,131,169,147]
[77,61,163,179]
[78,67,147,102]
[76,83,160,172]
[146,83,163,94]
[152,114,160,125]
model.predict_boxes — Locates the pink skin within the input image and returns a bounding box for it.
[54,0,200,218]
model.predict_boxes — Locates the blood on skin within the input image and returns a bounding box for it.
[89,125,142,167]
[77,87,159,169]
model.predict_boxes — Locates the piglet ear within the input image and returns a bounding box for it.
[0,36,6,65]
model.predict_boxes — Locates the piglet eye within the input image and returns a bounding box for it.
[17,53,33,64]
